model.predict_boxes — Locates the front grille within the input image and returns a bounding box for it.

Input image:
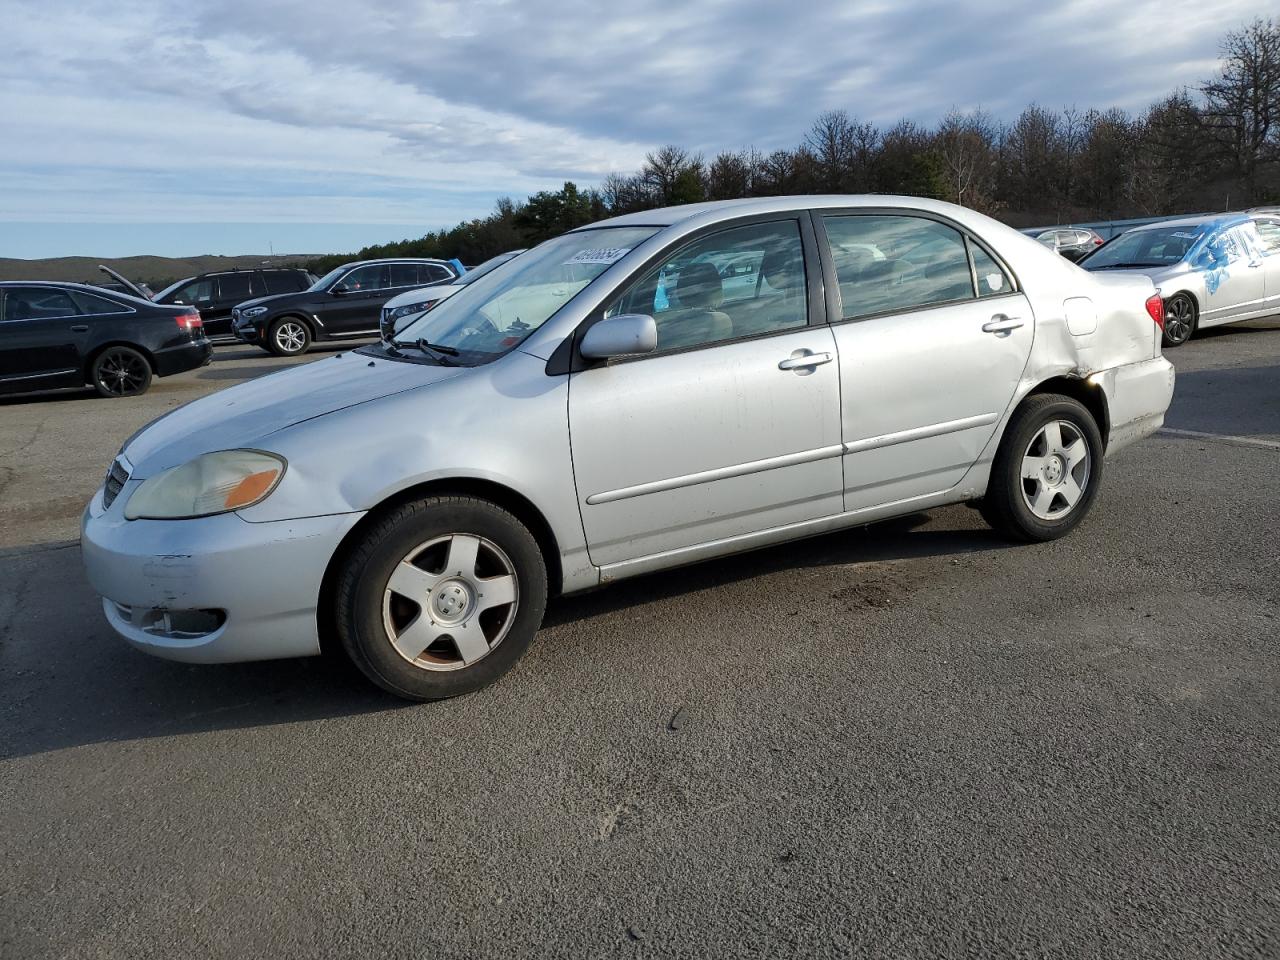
[103,459,129,509]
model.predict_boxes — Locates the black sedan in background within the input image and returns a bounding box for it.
[0,282,211,399]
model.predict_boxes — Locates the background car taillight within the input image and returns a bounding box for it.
[1145,294,1165,330]
[176,309,202,332]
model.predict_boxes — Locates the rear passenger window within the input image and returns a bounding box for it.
[263,271,306,294]
[824,215,974,319]
[4,288,80,320]
[70,291,129,315]
[605,220,808,352]
[216,273,253,302]
[389,264,422,287]
[970,245,1011,297]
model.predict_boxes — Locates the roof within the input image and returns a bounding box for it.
[338,257,454,268]
[1127,213,1248,233]
[577,194,996,230]
[0,280,156,305]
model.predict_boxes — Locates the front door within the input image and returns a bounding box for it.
[207,272,256,338]
[568,217,844,568]
[819,212,1034,511]
[0,286,87,394]
[323,264,388,335]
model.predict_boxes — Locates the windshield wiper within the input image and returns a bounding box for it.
[391,337,460,365]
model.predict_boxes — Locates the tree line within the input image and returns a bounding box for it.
[307,17,1279,274]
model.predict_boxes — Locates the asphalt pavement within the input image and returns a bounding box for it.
[2,326,1278,958]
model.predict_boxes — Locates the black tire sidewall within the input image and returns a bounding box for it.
[268,317,311,356]
[338,499,547,700]
[91,346,152,398]
[991,396,1104,542]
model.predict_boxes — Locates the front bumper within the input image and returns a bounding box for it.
[81,486,363,663]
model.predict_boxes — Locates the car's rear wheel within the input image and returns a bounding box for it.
[980,394,1103,542]
[1162,294,1197,347]
[268,317,311,356]
[90,346,153,398]
[335,496,548,701]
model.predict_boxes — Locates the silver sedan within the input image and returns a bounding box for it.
[82,196,1175,700]
[1079,212,1280,346]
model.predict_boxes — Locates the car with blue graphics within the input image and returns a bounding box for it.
[1079,212,1280,346]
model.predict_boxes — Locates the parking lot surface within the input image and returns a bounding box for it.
[3,327,1279,958]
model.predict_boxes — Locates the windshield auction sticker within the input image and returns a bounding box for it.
[565,247,631,265]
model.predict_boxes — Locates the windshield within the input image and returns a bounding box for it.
[1082,226,1205,268]
[457,250,524,286]
[394,228,656,362]
[309,265,349,291]
[154,277,192,301]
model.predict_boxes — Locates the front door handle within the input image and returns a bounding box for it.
[70,324,89,332]
[982,315,1024,335]
[778,350,832,371]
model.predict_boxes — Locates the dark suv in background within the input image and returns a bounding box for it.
[231,258,459,356]
[153,268,316,340]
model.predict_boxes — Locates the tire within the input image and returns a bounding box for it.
[267,317,312,356]
[334,496,548,701]
[90,346,153,398]
[979,394,1104,543]
[1162,293,1197,347]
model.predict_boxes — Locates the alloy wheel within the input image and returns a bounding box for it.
[275,321,307,354]
[97,349,149,396]
[1164,296,1194,345]
[1020,419,1091,521]
[381,534,519,671]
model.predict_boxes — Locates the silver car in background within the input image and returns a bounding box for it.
[82,196,1175,701]
[380,250,526,340]
[1079,212,1280,346]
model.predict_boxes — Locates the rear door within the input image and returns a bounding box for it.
[0,286,89,393]
[818,212,1033,511]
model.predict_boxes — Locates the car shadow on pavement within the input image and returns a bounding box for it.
[543,510,1009,629]
[2,511,1007,761]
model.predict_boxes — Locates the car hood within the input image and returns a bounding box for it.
[234,290,317,313]
[122,352,463,476]
[383,283,463,310]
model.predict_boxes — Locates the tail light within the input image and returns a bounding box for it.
[1145,294,1165,330]
[175,309,202,332]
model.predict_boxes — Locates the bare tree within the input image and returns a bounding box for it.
[935,109,1000,211]
[1200,17,1280,202]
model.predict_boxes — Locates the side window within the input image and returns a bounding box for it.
[216,273,253,302]
[340,265,387,291]
[175,278,214,305]
[606,219,808,351]
[824,215,975,319]
[2,287,80,321]
[264,271,306,294]
[424,264,452,283]
[971,244,1011,297]
[70,291,129,315]
[1254,219,1280,255]
[389,263,422,287]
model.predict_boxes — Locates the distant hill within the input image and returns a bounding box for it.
[0,254,320,288]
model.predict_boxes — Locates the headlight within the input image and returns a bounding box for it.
[387,300,437,321]
[125,450,286,520]
[243,306,268,318]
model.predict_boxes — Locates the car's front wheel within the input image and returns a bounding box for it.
[335,496,548,701]
[1162,293,1197,347]
[90,346,153,398]
[980,394,1103,542]
[267,317,312,357]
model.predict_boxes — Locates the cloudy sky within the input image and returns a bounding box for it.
[0,0,1267,258]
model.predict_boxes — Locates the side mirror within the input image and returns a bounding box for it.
[580,314,658,360]
[331,285,349,296]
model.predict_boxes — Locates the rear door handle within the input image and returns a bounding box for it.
[70,324,89,332]
[982,315,1024,334]
[778,351,832,371]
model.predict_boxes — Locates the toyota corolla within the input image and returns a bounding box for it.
[82,196,1175,701]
